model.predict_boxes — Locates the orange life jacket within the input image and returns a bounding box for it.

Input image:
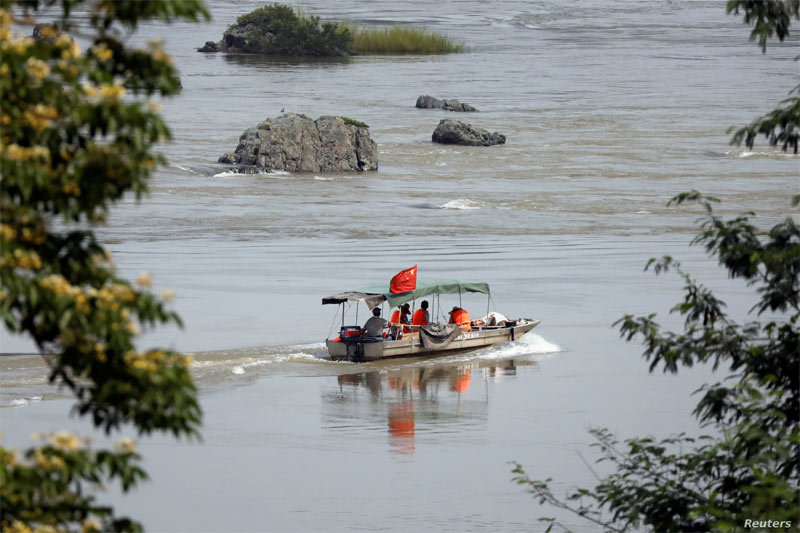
[449,309,472,332]
[412,308,428,326]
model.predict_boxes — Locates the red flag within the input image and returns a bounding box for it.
[390,265,417,294]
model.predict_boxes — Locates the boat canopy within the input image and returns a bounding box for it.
[322,279,490,309]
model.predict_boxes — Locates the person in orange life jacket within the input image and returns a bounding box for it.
[362,307,389,340]
[412,300,430,326]
[391,303,412,333]
[448,306,472,332]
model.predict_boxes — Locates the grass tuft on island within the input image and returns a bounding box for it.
[225,4,464,56]
[339,116,369,128]
[346,24,465,55]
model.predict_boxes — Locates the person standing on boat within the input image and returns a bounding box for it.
[448,306,472,332]
[412,300,430,327]
[363,307,389,340]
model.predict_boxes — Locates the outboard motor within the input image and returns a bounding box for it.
[339,326,364,362]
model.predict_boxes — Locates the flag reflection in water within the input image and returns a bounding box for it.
[325,357,531,455]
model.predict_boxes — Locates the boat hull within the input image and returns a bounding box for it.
[327,320,541,362]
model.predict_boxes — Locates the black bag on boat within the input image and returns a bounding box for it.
[419,324,461,349]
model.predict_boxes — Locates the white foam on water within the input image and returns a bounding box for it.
[440,199,481,210]
[314,176,334,181]
[486,333,561,358]
[726,150,800,160]
[5,395,42,408]
[229,351,322,374]
[212,170,292,178]
[636,210,651,214]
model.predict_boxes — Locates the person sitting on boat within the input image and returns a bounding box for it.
[448,306,472,332]
[362,307,389,341]
[412,300,430,327]
[391,303,412,334]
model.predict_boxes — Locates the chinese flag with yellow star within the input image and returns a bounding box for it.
[390,265,417,294]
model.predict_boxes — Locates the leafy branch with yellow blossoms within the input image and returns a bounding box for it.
[0,1,210,531]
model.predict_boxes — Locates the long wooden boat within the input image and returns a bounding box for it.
[322,279,541,362]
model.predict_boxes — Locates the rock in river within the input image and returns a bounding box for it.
[431,119,506,146]
[218,113,378,172]
[416,95,477,112]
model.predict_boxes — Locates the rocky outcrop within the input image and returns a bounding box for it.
[218,113,378,172]
[197,41,220,53]
[416,95,477,112]
[431,119,505,146]
[432,119,506,146]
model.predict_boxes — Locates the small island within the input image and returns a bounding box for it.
[198,3,464,56]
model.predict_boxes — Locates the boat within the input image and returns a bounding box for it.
[322,279,541,362]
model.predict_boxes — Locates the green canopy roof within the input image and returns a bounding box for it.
[322,279,490,309]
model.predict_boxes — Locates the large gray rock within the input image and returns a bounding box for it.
[431,119,505,146]
[219,113,378,172]
[416,95,477,112]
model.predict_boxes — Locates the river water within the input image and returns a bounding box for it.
[1,1,798,531]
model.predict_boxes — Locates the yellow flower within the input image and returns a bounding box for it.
[22,104,58,133]
[40,274,70,294]
[25,57,50,80]
[5,520,32,533]
[4,144,50,162]
[99,82,125,101]
[82,82,98,98]
[62,182,80,195]
[115,437,137,454]
[12,249,42,270]
[59,37,81,59]
[91,43,113,61]
[136,271,153,287]
[0,224,16,241]
[50,430,81,452]
[82,519,102,533]
[161,288,176,301]
[1,35,31,55]
[147,100,163,113]
[132,358,155,372]
[126,320,141,336]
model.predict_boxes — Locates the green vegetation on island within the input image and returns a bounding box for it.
[346,24,465,55]
[339,116,369,128]
[225,4,352,56]
[213,3,464,57]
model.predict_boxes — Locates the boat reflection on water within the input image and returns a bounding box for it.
[323,357,534,455]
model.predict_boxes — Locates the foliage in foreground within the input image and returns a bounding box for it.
[726,0,800,153]
[512,3,800,530]
[513,193,799,532]
[0,0,209,530]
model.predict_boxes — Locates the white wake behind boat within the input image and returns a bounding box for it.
[322,279,540,362]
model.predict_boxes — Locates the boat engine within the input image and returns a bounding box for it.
[339,326,364,362]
